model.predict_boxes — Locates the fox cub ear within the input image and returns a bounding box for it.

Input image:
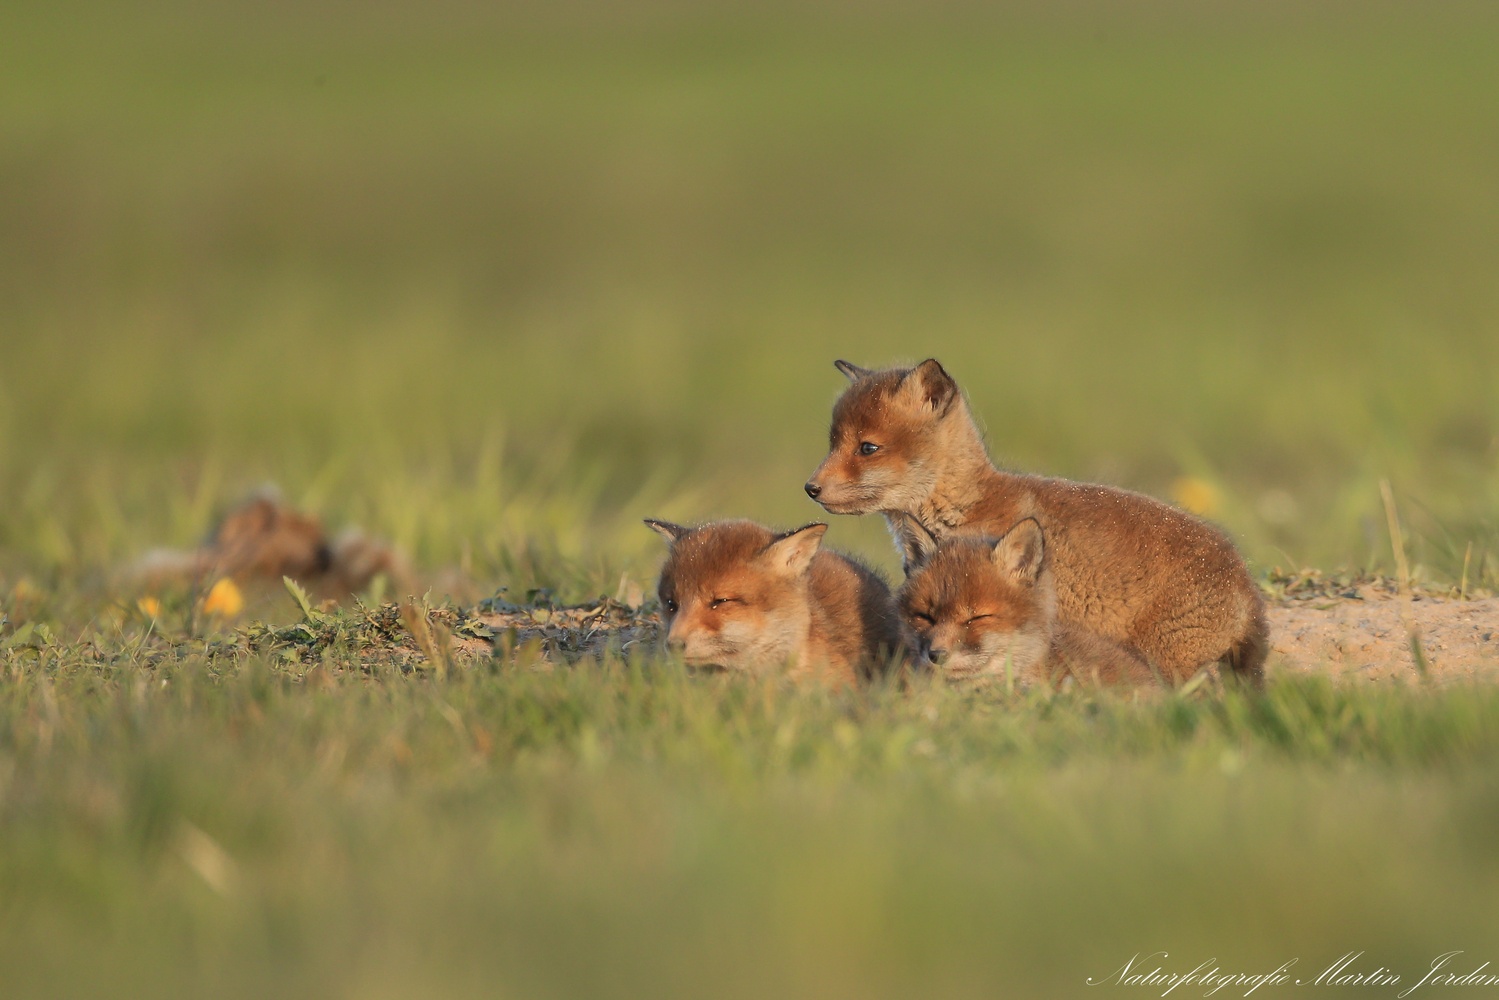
[900,358,958,414]
[834,359,874,381]
[992,517,1045,585]
[763,523,829,576]
[644,519,690,543]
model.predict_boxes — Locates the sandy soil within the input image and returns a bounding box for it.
[457,592,1499,684]
[1269,595,1499,683]
[242,576,1499,686]
[464,590,1499,683]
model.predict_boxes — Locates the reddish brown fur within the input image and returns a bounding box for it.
[132,493,410,601]
[212,496,332,582]
[897,522,1156,687]
[809,360,1267,685]
[646,518,907,686]
[1048,624,1159,687]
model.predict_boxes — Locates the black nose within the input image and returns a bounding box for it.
[804,482,822,499]
[666,637,685,654]
[926,647,948,666]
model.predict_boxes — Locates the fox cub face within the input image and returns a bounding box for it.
[646,519,828,673]
[897,518,1055,680]
[805,358,961,515]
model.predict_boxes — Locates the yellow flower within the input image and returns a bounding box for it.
[137,596,162,618]
[1171,476,1222,517]
[202,578,245,618]
[10,578,41,604]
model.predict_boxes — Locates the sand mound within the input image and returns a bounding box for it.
[1270,596,1499,683]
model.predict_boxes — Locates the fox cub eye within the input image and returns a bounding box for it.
[709,597,740,609]
[664,598,678,614]
[964,614,992,626]
[858,442,880,456]
[910,612,935,627]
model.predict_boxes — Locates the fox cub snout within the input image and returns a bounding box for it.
[898,518,1156,687]
[645,518,907,686]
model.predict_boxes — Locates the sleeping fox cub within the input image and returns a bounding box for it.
[897,518,1155,686]
[807,358,1268,685]
[645,518,907,686]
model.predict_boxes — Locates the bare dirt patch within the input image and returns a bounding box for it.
[231,572,1499,685]
[1261,569,1499,683]
[1270,596,1499,683]
[465,594,660,661]
[453,592,1499,685]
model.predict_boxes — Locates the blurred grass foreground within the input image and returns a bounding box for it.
[2,1,1499,998]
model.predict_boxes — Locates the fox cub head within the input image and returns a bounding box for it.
[897,518,1056,680]
[645,518,829,673]
[805,358,964,515]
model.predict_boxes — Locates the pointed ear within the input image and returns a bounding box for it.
[834,359,874,382]
[992,518,1045,586]
[763,523,828,576]
[899,358,958,414]
[644,519,690,543]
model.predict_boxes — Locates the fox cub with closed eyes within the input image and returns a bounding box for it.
[806,358,1269,686]
[897,518,1155,686]
[645,518,908,686]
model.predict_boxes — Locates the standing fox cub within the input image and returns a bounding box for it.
[806,359,1268,685]
[645,519,907,686]
[898,518,1155,687]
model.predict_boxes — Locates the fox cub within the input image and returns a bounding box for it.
[132,491,408,601]
[897,518,1155,686]
[806,358,1268,685]
[645,518,907,686]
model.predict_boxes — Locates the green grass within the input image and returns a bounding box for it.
[3,2,1499,996]
[4,647,1499,999]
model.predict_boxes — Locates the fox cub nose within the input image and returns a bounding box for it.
[665,636,686,654]
[804,482,822,499]
[925,646,949,666]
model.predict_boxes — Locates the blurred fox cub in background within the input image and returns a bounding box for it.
[645,519,907,687]
[132,491,408,602]
[898,518,1155,687]
[807,358,1268,685]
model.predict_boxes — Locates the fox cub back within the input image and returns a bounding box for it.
[645,518,906,686]
[897,518,1156,687]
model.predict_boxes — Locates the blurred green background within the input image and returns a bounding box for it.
[3,0,1497,596]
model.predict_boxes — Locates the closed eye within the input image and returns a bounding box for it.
[910,612,935,627]
[964,614,993,626]
[709,597,742,609]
